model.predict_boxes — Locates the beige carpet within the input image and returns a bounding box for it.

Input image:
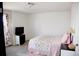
[6,42,29,56]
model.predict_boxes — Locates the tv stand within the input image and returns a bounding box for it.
[15,34,25,45]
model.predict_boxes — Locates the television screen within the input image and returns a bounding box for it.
[15,27,24,35]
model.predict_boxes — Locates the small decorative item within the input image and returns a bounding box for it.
[75,44,79,55]
[76,44,78,46]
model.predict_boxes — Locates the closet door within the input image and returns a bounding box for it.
[0,2,6,56]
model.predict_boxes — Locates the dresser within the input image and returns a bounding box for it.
[15,34,25,45]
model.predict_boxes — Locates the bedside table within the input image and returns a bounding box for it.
[61,44,75,56]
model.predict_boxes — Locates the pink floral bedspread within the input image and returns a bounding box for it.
[28,36,64,56]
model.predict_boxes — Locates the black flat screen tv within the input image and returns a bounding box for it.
[15,27,24,35]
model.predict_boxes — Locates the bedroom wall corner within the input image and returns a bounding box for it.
[11,11,31,45]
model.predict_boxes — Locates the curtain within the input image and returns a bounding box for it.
[3,14,12,46]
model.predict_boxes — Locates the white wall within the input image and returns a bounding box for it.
[4,10,71,45]
[29,11,71,37]
[71,3,79,44]
[11,11,30,45]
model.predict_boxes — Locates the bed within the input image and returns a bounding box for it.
[28,33,71,56]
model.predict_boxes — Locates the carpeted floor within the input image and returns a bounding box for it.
[6,42,29,56]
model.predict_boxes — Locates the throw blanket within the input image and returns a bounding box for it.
[28,36,62,56]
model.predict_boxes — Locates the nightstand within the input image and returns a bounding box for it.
[61,44,75,56]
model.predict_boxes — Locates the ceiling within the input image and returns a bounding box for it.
[3,2,72,14]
